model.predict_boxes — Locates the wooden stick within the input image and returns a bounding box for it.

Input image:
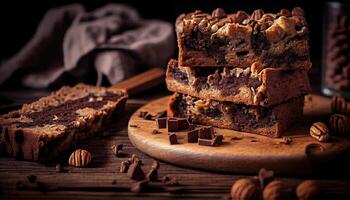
[111,68,165,96]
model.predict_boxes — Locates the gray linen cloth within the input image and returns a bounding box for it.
[0,4,174,88]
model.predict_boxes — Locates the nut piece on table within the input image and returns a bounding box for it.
[310,122,330,142]
[331,95,348,114]
[68,149,92,167]
[231,178,260,200]
[296,180,321,200]
[329,114,350,136]
[263,180,291,200]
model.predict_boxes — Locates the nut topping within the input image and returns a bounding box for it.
[212,8,226,18]
[292,7,305,16]
[251,9,264,21]
[310,122,330,142]
[68,149,92,167]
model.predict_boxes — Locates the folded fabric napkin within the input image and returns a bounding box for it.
[0,4,174,88]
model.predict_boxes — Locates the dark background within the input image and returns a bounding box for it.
[0,0,345,89]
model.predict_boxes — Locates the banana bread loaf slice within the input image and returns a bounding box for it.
[168,93,304,137]
[0,83,127,162]
[166,59,311,107]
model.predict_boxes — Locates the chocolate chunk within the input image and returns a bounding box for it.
[168,119,179,132]
[258,168,275,188]
[120,160,131,173]
[152,129,161,135]
[130,180,149,193]
[198,138,213,146]
[199,126,214,139]
[177,118,189,130]
[169,133,178,145]
[156,118,167,129]
[144,113,153,120]
[151,160,160,170]
[112,144,123,156]
[127,162,145,181]
[111,180,117,185]
[27,175,37,183]
[146,168,158,181]
[212,135,223,146]
[129,124,139,128]
[155,111,167,119]
[186,129,199,143]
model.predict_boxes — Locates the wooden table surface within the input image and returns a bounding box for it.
[0,87,350,200]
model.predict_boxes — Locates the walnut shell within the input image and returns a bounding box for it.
[296,180,320,200]
[231,178,260,200]
[263,180,291,200]
[310,122,330,142]
[68,149,92,167]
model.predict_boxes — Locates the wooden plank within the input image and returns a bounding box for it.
[1,97,350,199]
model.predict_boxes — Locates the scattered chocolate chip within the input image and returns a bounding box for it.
[129,124,139,128]
[168,119,179,132]
[152,129,161,135]
[146,168,158,182]
[130,180,149,193]
[156,118,167,129]
[27,175,37,183]
[55,164,65,173]
[127,162,145,181]
[212,135,224,146]
[151,160,160,170]
[162,176,171,183]
[258,168,275,188]
[198,138,213,146]
[112,144,123,156]
[169,133,178,145]
[199,126,214,139]
[186,129,199,143]
[212,8,226,18]
[120,160,131,173]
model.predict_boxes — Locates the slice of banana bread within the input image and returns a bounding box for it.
[0,83,127,162]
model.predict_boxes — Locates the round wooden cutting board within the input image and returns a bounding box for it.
[128,95,350,174]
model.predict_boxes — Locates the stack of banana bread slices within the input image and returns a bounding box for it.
[166,7,312,137]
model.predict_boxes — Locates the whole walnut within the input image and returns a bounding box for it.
[296,180,321,200]
[263,180,291,200]
[68,149,92,167]
[329,114,350,136]
[231,178,260,200]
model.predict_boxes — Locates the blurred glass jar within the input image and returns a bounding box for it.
[322,2,350,98]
